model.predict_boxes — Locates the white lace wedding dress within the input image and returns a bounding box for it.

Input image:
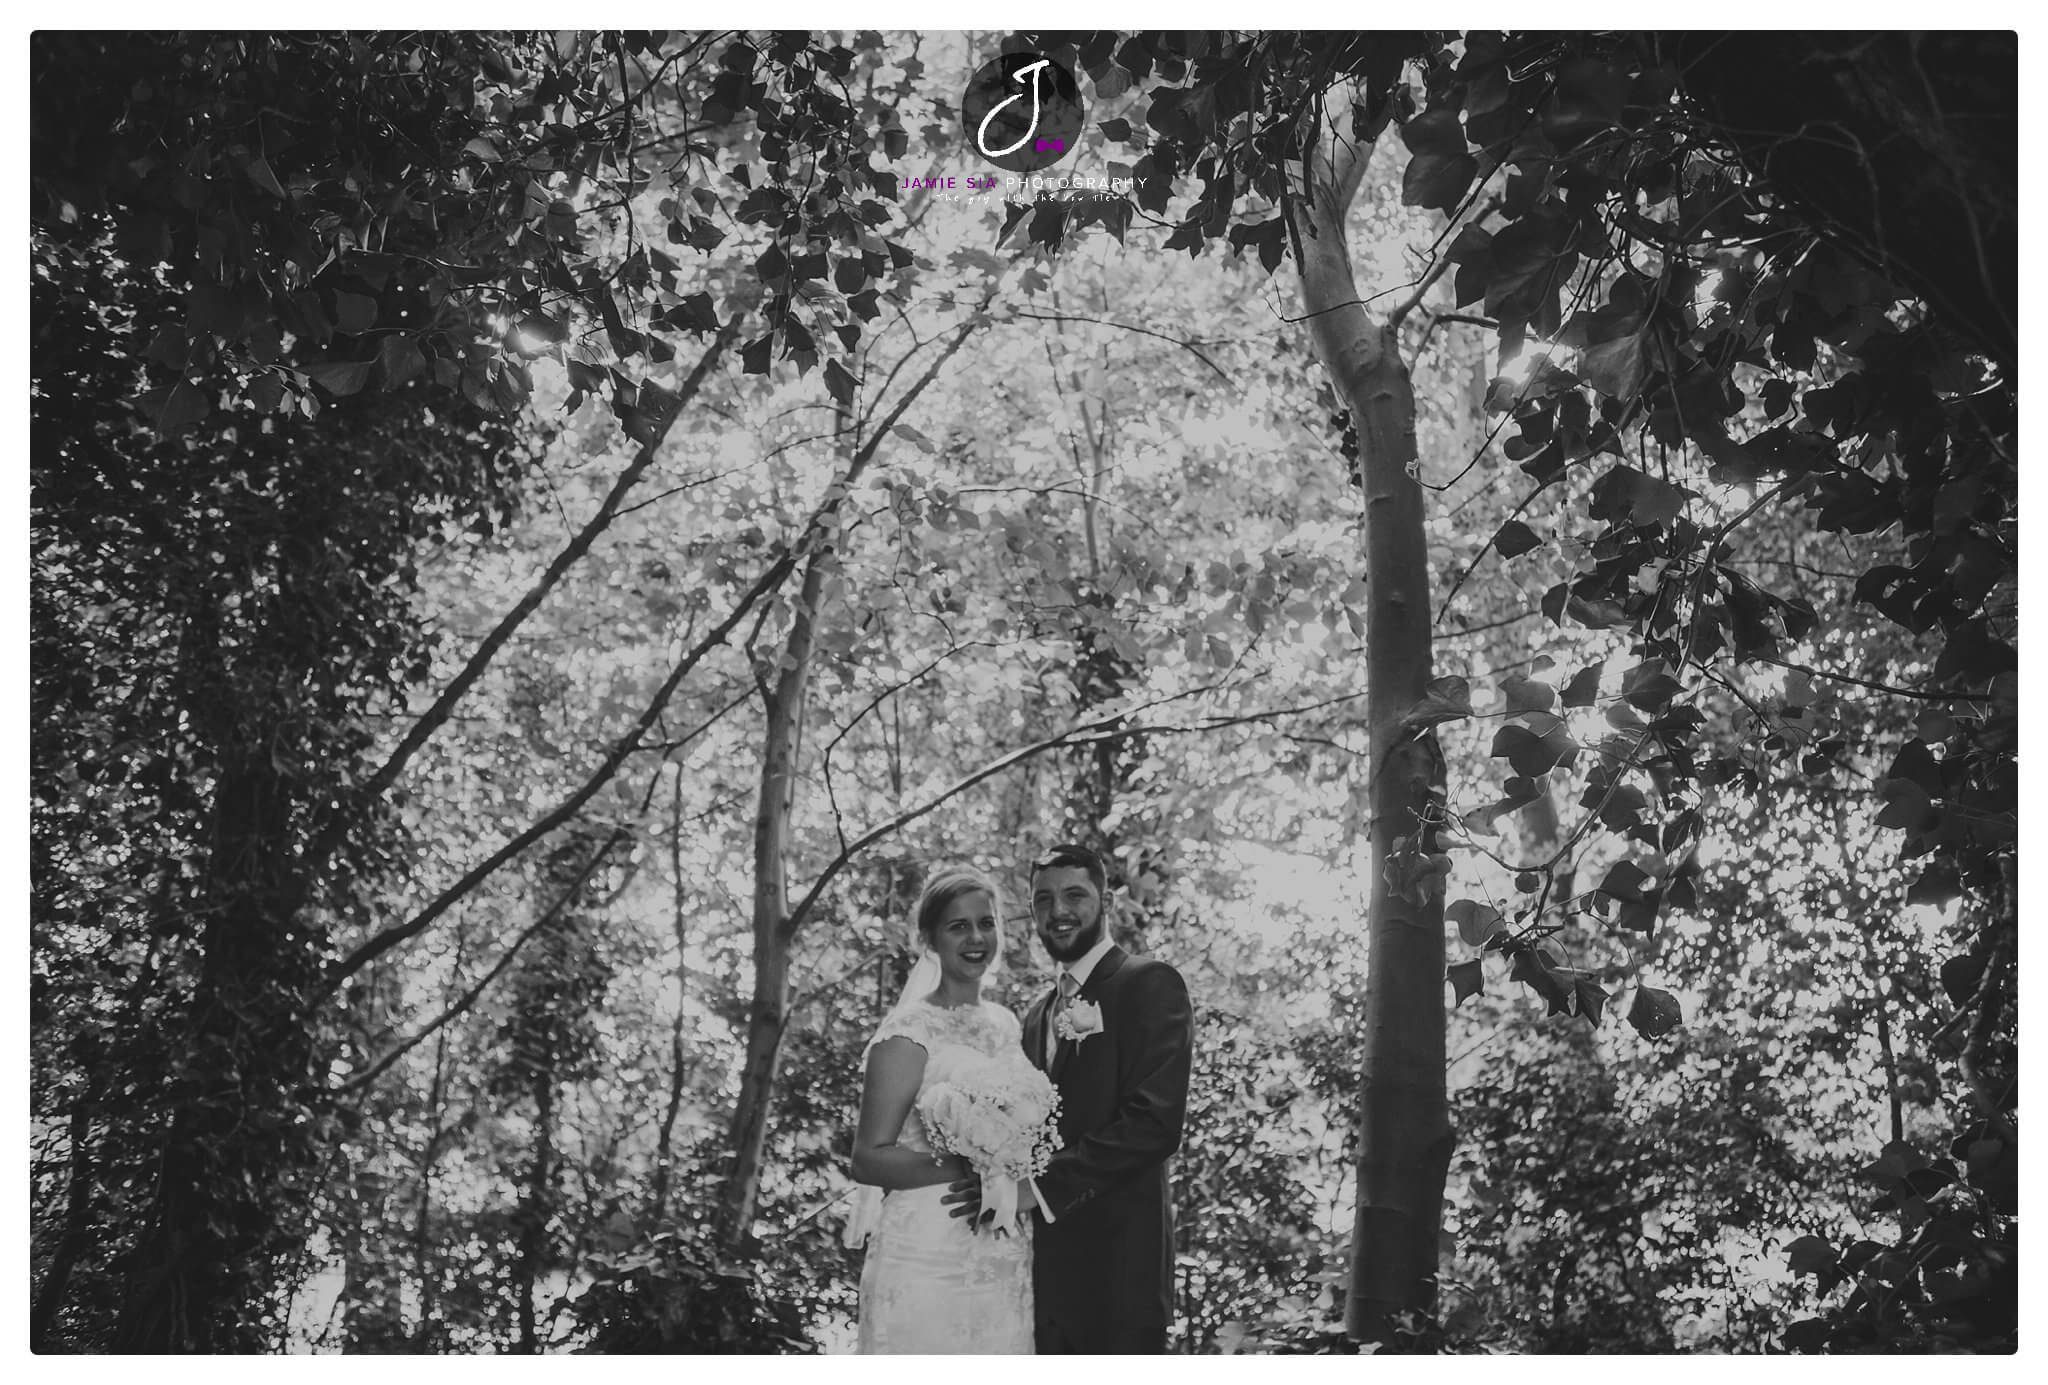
[853,998,1035,1354]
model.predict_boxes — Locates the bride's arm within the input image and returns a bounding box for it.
[851,1036,969,1190]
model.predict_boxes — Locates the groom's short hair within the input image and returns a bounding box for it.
[1029,842,1107,895]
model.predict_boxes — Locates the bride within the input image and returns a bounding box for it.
[844,867,1037,1354]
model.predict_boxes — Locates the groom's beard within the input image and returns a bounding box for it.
[1039,909,1104,964]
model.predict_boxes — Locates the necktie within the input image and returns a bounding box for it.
[1047,972,1079,1064]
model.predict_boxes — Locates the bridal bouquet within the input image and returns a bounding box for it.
[918,1057,1062,1236]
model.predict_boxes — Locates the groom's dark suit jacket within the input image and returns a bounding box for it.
[1024,944,1194,1354]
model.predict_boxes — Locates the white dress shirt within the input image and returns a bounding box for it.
[1045,932,1115,1065]
[1060,932,1117,992]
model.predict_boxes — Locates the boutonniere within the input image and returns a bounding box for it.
[1055,999,1104,1044]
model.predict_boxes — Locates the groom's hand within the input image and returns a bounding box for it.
[941,1175,986,1230]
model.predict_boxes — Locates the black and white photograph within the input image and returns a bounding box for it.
[24,19,2023,1356]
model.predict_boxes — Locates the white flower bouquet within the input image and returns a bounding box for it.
[917,1056,1062,1236]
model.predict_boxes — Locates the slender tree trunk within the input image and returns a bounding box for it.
[337,1166,409,1352]
[515,1073,554,1353]
[1827,794,1905,1144]
[652,998,688,1221]
[650,766,690,1224]
[412,1029,451,1351]
[711,318,984,1248]
[1873,987,1904,1144]
[717,551,830,1248]
[412,1158,441,1349]
[1298,87,1454,1344]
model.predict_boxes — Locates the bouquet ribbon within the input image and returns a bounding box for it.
[984,1171,1020,1234]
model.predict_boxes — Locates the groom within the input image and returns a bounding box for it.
[952,842,1194,1353]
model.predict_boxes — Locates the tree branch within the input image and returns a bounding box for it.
[788,945,893,1015]
[327,824,632,1096]
[320,311,983,994]
[319,541,800,994]
[848,307,991,477]
[779,682,1371,944]
[1751,652,1996,704]
[309,318,739,873]
[1004,310,1234,385]
[1386,245,1460,330]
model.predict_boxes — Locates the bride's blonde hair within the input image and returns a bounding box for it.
[912,866,1005,961]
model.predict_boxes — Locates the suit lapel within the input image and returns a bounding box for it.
[1083,945,1128,998]
[1025,989,1054,1072]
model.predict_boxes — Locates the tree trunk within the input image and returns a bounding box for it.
[30,1100,94,1351]
[650,766,690,1225]
[337,1164,408,1352]
[412,1032,449,1352]
[716,551,830,1248]
[111,754,314,1352]
[1298,87,1454,1345]
[514,1071,554,1353]
[1827,793,1905,1145]
[711,319,982,1248]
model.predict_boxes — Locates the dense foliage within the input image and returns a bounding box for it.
[1013,28,2014,1350]
[30,29,2014,1354]
[31,38,541,1343]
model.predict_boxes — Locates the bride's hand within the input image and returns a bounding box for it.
[940,1171,983,1226]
